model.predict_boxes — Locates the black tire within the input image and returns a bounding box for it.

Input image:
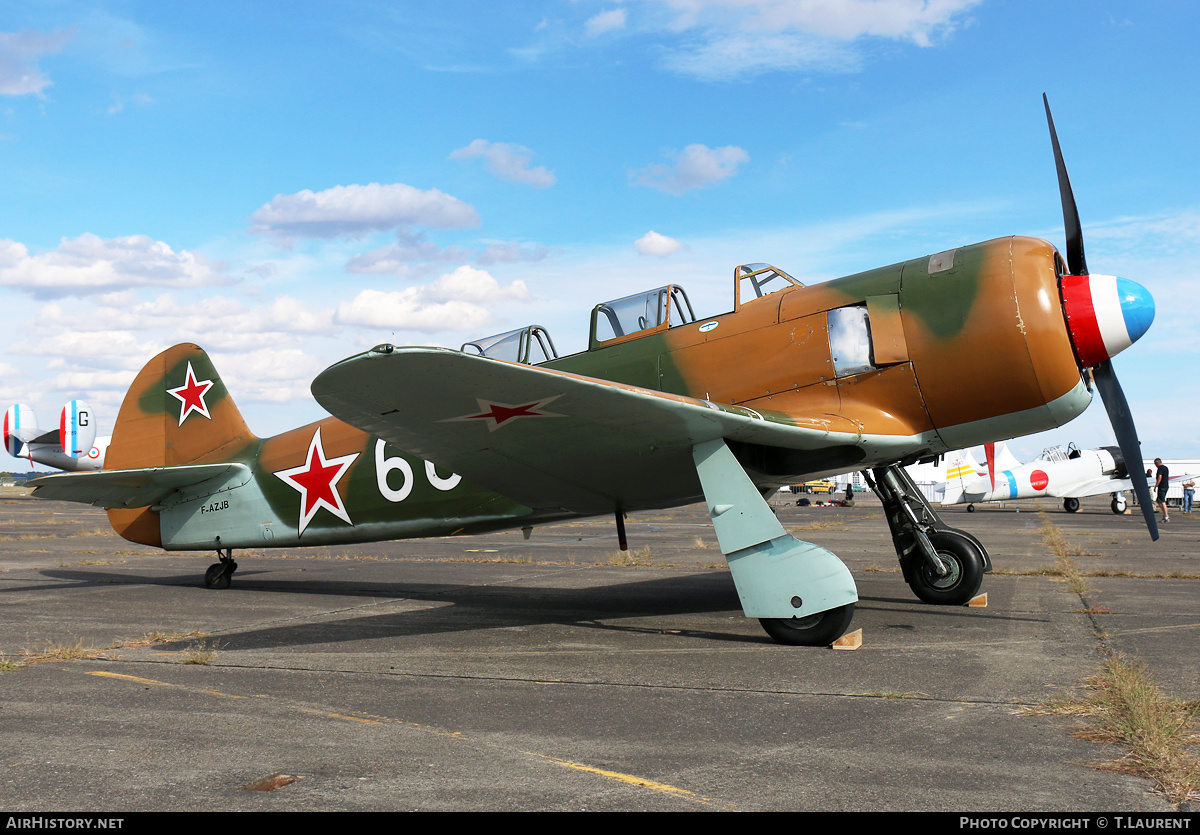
[759,604,855,646]
[966,504,975,513]
[908,532,984,605]
[1063,497,1080,513]
[204,563,231,590]
[1111,496,1126,514]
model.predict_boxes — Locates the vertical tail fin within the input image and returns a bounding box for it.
[106,344,258,548]
[59,400,97,458]
[107,344,258,469]
[940,447,982,506]
[943,448,980,481]
[4,404,38,458]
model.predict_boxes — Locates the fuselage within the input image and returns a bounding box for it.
[947,446,1124,504]
[110,236,1112,551]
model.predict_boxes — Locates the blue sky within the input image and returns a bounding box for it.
[2,0,1198,468]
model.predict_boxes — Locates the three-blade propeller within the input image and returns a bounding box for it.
[1044,94,1159,541]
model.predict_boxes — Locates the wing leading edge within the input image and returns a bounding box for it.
[311,346,867,514]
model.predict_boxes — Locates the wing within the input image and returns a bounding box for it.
[1058,472,1199,499]
[312,347,868,514]
[1058,477,1131,499]
[29,463,250,508]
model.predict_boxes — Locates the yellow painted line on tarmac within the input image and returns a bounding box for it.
[88,671,169,686]
[85,671,732,806]
[534,754,733,808]
[539,755,694,795]
[298,707,383,725]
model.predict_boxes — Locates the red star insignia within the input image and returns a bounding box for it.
[166,361,215,426]
[443,395,564,432]
[274,427,360,535]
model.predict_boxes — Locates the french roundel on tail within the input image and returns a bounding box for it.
[4,404,38,458]
[59,400,97,458]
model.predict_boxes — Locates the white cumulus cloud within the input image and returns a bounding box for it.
[334,266,531,333]
[635,231,684,257]
[0,29,73,97]
[449,139,556,188]
[476,241,551,266]
[248,182,480,240]
[633,144,749,195]
[585,8,627,37]
[33,292,334,352]
[617,0,981,79]
[0,234,232,299]
[345,231,472,275]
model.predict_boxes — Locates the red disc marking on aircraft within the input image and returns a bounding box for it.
[1030,469,1049,491]
[167,362,215,426]
[274,427,360,535]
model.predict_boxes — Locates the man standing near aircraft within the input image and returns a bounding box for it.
[1154,458,1170,523]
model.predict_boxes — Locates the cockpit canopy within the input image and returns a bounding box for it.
[589,285,696,348]
[735,263,804,307]
[461,325,559,365]
[462,262,803,362]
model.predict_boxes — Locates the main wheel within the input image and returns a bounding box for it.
[1111,495,1127,514]
[966,504,975,513]
[759,604,855,646]
[908,532,984,605]
[204,562,231,590]
[1063,497,1080,513]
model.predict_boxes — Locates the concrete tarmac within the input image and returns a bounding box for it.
[1,489,1197,811]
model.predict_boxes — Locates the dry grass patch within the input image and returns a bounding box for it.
[182,640,219,665]
[790,521,851,532]
[605,547,651,566]
[1039,513,1091,596]
[13,638,114,667]
[1018,655,1200,808]
[115,630,210,649]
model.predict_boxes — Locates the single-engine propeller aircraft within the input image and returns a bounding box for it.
[941,442,1190,515]
[28,97,1159,645]
[4,401,108,471]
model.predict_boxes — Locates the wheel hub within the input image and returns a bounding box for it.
[922,553,961,589]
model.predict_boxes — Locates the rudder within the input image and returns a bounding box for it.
[106,345,258,548]
[107,344,258,469]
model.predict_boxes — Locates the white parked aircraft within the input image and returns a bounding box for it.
[942,442,1141,514]
[4,402,108,472]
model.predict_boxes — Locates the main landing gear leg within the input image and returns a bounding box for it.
[204,542,238,590]
[864,465,990,605]
[692,439,858,646]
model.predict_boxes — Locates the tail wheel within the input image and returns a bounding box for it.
[204,563,231,590]
[908,532,984,605]
[759,604,855,646]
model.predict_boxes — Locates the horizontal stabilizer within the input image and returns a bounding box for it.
[29,463,250,509]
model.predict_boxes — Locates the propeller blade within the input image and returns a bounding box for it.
[1043,93,1089,277]
[1092,359,1159,541]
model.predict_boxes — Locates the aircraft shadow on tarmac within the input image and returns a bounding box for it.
[29,565,1048,648]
